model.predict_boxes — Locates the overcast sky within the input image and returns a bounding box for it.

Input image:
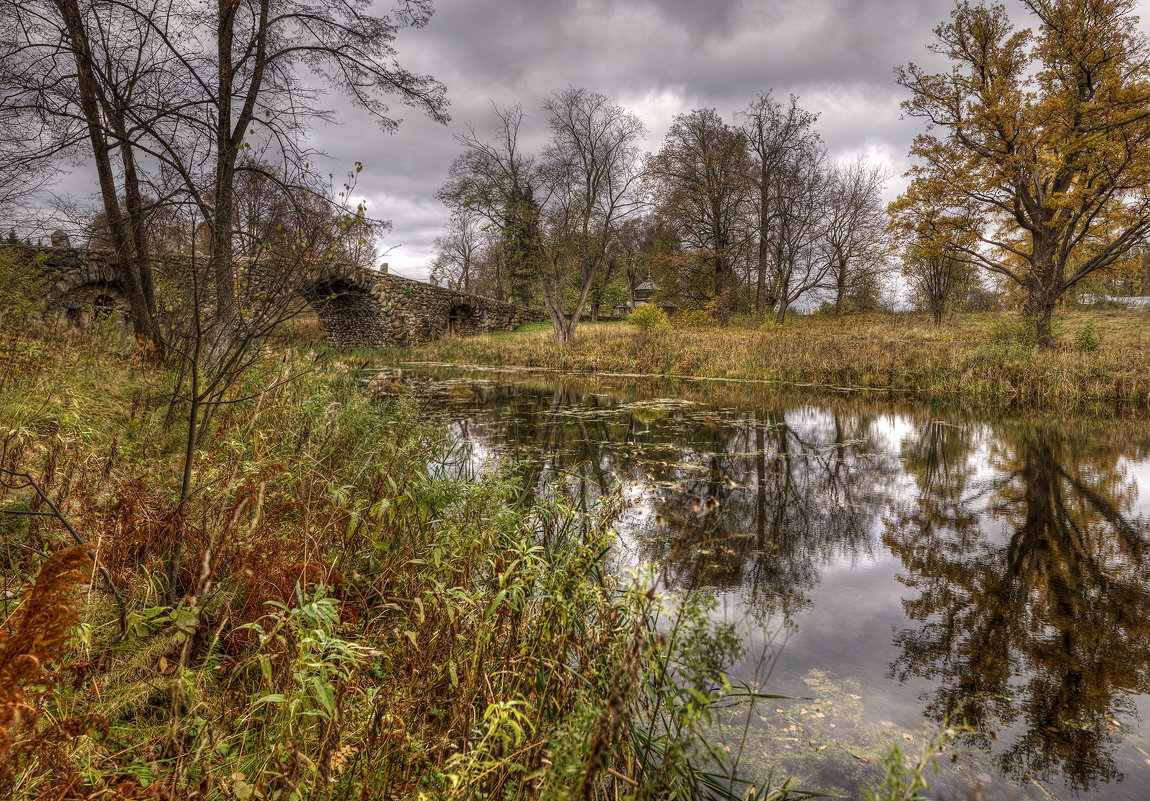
[312,0,980,280]
[34,0,1150,279]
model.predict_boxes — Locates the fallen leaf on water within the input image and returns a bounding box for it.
[880,720,895,728]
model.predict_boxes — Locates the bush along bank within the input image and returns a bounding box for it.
[0,332,810,801]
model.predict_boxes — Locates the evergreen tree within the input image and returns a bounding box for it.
[501,185,542,307]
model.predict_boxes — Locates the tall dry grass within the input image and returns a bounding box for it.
[401,310,1150,413]
[0,328,785,800]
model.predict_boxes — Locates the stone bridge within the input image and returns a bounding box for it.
[29,243,541,348]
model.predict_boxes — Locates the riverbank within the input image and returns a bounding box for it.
[398,309,1150,414]
[0,328,796,800]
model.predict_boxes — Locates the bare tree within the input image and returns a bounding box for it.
[821,158,891,314]
[764,133,829,323]
[439,104,541,303]
[431,210,483,292]
[3,0,448,353]
[2,0,167,346]
[738,93,817,315]
[537,87,645,343]
[648,107,753,325]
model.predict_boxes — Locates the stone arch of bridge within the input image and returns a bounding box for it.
[58,281,131,330]
[446,302,477,337]
[297,278,390,348]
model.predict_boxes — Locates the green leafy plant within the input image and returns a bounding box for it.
[673,309,715,329]
[1075,320,1100,353]
[0,247,47,327]
[986,315,1040,349]
[865,723,954,801]
[628,304,670,331]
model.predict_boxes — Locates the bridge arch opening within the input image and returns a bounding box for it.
[93,294,121,320]
[446,303,477,337]
[58,283,130,330]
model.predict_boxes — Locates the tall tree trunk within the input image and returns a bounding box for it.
[209,160,237,356]
[834,259,847,316]
[1024,281,1057,345]
[756,163,768,314]
[212,0,238,354]
[113,112,161,347]
[714,253,730,327]
[774,298,789,325]
[542,280,568,345]
[1026,238,1060,346]
[56,0,156,347]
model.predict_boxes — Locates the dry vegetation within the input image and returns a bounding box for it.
[401,309,1150,414]
[0,324,796,800]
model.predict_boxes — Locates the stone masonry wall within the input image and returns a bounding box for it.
[21,244,542,349]
[364,273,545,348]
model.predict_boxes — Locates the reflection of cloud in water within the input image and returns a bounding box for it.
[401,366,1150,800]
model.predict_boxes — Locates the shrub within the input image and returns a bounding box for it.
[673,309,714,329]
[0,247,47,327]
[986,315,1040,349]
[1075,320,1100,353]
[976,315,1042,362]
[628,304,669,331]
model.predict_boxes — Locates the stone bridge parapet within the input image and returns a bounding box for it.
[17,244,541,348]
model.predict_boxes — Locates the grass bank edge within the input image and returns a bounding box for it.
[391,310,1150,414]
[1,330,847,800]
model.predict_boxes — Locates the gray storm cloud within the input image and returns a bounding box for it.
[42,0,1134,279]
[312,0,959,278]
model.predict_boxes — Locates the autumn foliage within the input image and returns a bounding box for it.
[894,0,1150,342]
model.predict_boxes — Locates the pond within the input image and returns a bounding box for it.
[396,364,1150,799]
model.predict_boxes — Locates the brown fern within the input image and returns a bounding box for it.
[0,545,91,758]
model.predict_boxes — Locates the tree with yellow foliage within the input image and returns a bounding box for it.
[894,0,1150,343]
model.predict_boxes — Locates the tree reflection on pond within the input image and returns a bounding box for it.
[408,369,1150,798]
[887,422,1150,791]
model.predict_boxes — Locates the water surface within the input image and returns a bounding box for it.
[398,366,1150,799]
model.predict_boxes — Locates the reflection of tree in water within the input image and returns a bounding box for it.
[887,423,1150,791]
[436,380,661,525]
[640,406,896,623]
[433,380,897,624]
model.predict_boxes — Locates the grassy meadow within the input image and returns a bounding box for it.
[0,325,806,800]
[399,308,1150,414]
[0,307,1092,800]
